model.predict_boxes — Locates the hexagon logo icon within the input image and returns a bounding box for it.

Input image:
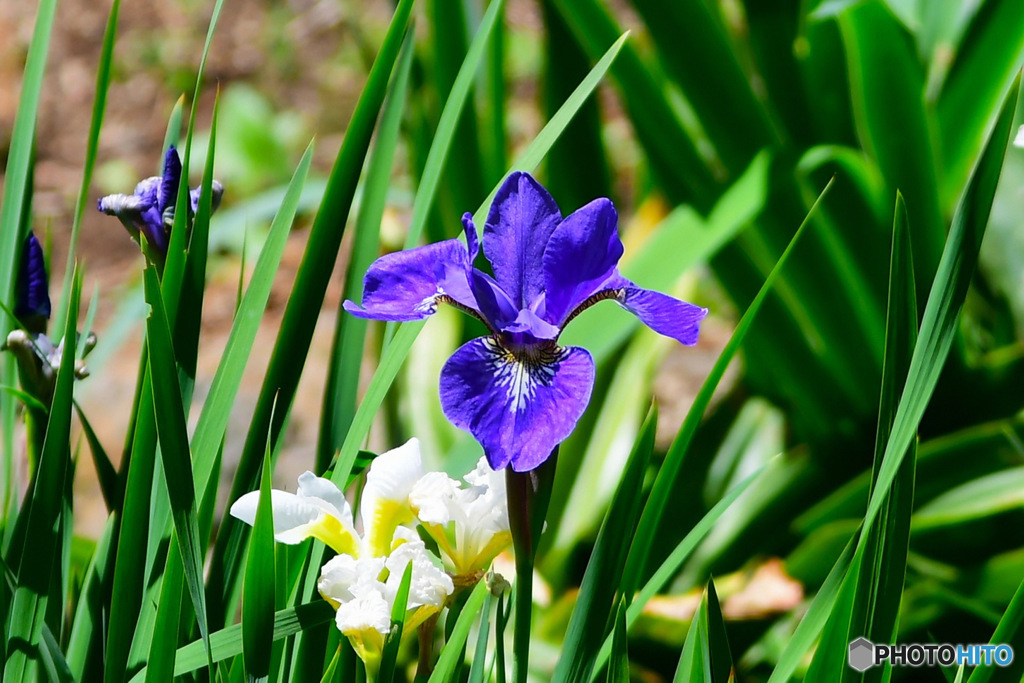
[848,637,875,672]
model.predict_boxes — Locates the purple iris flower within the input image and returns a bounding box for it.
[4,231,96,400]
[345,172,707,471]
[14,232,51,335]
[97,146,223,254]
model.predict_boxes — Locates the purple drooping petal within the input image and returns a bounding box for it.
[343,239,478,322]
[15,232,51,331]
[483,172,562,310]
[439,337,594,471]
[600,274,707,345]
[541,198,623,326]
[97,176,169,253]
[159,147,183,214]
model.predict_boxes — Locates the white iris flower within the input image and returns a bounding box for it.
[228,438,425,557]
[319,529,453,678]
[409,457,512,582]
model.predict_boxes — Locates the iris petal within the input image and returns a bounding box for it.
[483,172,562,309]
[542,198,623,326]
[439,337,594,471]
[601,274,707,345]
[15,233,51,331]
[344,239,478,321]
[468,268,518,330]
[159,146,183,214]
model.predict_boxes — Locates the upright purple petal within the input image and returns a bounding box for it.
[483,172,562,309]
[343,239,478,322]
[541,198,623,325]
[159,147,183,214]
[462,213,480,262]
[469,268,518,331]
[15,233,51,330]
[439,337,594,471]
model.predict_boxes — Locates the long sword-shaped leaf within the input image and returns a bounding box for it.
[590,458,778,676]
[851,194,917,682]
[553,409,656,683]
[52,0,120,337]
[623,178,835,596]
[0,0,57,528]
[808,193,918,682]
[142,264,211,670]
[242,443,277,679]
[210,0,415,628]
[3,268,78,681]
[127,602,336,681]
[859,72,1020,556]
[403,0,506,251]
[192,141,314,504]
[317,36,414,471]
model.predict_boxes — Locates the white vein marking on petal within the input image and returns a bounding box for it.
[482,338,565,413]
[414,286,444,314]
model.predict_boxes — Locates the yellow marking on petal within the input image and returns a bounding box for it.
[365,500,415,557]
[343,630,384,678]
[309,515,360,557]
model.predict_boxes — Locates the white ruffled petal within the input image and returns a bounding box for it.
[409,456,510,576]
[385,536,453,611]
[318,554,386,607]
[409,472,460,525]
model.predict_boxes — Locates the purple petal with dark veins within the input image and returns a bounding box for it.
[15,232,51,328]
[343,239,478,322]
[542,198,623,326]
[483,172,562,310]
[439,337,594,471]
[601,275,707,345]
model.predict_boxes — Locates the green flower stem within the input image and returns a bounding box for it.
[505,452,558,683]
